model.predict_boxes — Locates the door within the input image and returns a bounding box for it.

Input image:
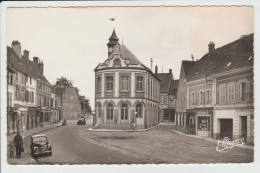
[163,110,170,121]
[27,112,30,130]
[241,116,247,142]
[220,119,233,139]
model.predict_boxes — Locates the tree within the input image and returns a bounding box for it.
[55,76,73,87]
[79,95,92,115]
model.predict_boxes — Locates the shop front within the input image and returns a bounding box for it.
[186,111,196,135]
[8,107,18,134]
[196,115,211,137]
[36,106,41,127]
[194,108,213,138]
[27,107,37,130]
[214,108,254,144]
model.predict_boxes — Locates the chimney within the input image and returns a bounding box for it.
[169,69,172,74]
[39,61,44,75]
[33,57,39,64]
[23,49,29,60]
[12,40,21,58]
[155,65,158,75]
[150,58,153,71]
[208,42,215,53]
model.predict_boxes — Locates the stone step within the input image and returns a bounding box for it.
[93,124,135,130]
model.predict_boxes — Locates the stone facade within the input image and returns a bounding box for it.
[7,41,61,135]
[94,30,160,129]
[61,87,83,120]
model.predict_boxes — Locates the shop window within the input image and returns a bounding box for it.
[198,117,210,131]
[107,103,113,120]
[136,103,143,118]
[121,104,128,120]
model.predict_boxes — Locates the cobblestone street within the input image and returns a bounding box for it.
[85,124,253,164]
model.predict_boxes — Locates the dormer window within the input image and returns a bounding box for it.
[113,58,121,67]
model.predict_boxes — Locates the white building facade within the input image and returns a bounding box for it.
[94,30,160,129]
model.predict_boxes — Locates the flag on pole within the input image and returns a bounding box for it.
[109,18,115,21]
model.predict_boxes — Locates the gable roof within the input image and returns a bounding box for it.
[182,60,196,77]
[7,46,51,85]
[156,72,173,90]
[169,79,179,94]
[186,34,253,82]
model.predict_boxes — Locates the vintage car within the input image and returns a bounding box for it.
[77,117,86,125]
[30,134,52,157]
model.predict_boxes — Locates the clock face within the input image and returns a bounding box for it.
[125,59,130,65]
[109,47,113,52]
[105,60,110,65]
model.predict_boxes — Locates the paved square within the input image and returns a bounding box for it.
[85,124,253,164]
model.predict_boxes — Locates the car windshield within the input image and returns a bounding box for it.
[33,136,47,144]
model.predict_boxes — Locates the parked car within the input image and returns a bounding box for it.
[30,134,52,157]
[77,117,86,125]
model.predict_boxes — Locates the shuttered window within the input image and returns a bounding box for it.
[219,85,226,104]
[240,82,246,101]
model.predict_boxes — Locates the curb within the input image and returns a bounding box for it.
[86,123,161,132]
[171,129,254,151]
[23,124,63,140]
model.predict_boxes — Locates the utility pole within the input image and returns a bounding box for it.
[83,95,86,117]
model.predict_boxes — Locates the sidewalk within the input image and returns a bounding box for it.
[7,122,62,165]
[172,129,254,151]
[87,123,160,132]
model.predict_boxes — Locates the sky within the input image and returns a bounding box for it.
[6,7,254,109]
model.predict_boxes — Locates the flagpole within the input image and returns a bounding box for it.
[109,18,115,30]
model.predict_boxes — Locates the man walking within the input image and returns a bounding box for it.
[14,132,23,158]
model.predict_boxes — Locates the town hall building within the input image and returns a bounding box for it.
[94,29,160,129]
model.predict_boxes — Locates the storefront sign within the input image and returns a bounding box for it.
[216,137,245,152]
[197,111,209,115]
[14,104,27,109]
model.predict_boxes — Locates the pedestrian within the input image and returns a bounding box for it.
[8,140,15,158]
[14,131,24,158]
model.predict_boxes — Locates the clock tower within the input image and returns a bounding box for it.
[107,29,119,56]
